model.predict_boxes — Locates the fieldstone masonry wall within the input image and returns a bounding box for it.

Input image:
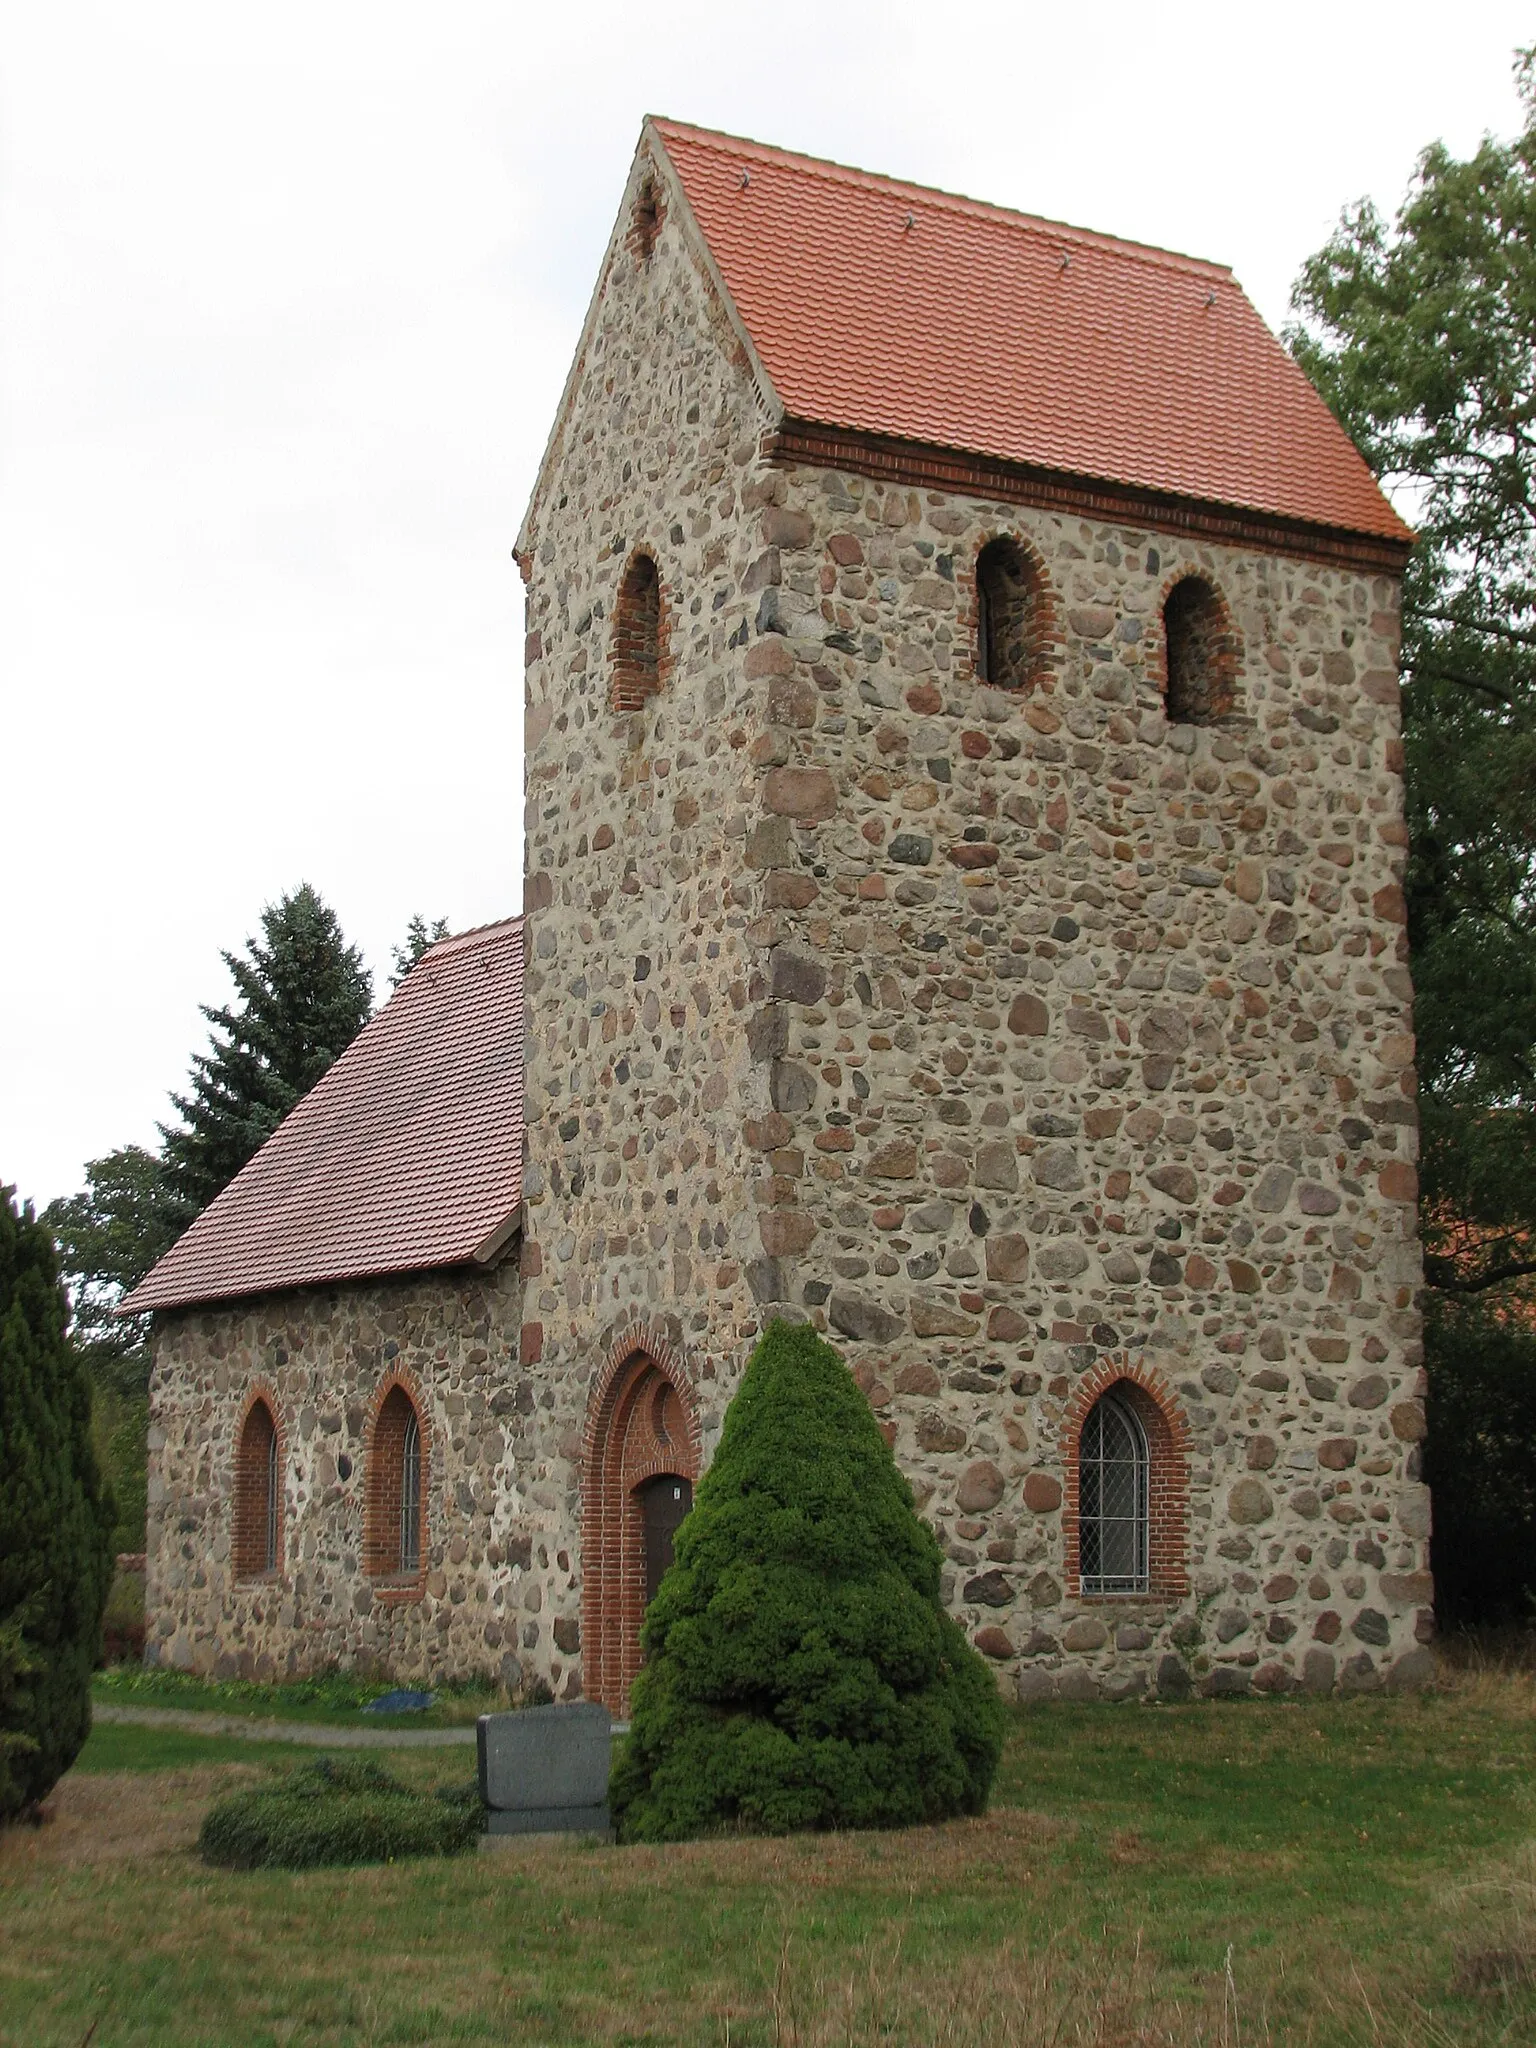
[727,462,1431,1699]
[144,1261,571,1688]
[147,142,1432,1705]
[516,145,1432,1703]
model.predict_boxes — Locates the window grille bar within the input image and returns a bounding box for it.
[1080,1392,1150,1595]
[264,1422,279,1573]
[400,1413,421,1575]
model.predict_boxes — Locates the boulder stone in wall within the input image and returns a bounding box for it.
[1036,1241,1089,1281]
[956,1460,1005,1512]
[1227,1478,1273,1525]
[829,1291,904,1346]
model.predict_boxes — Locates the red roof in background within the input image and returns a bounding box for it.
[653,121,1410,549]
[123,919,524,1315]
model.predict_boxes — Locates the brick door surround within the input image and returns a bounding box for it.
[581,1327,701,1713]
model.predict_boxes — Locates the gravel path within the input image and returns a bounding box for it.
[92,1703,477,1748]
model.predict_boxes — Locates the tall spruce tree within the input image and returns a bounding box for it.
[609,1320,1006,1842]
[1288,47,1536,1624]
[160,884,372,1221]
[0,1187,115,1818]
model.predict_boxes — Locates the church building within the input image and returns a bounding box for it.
[127,121,1434,1708]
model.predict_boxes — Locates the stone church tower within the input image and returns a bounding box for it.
[131,121,1432,1709]
[512,122,1431,1705]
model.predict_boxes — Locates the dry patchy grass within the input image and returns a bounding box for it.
[3,1671,1536,2046]
[0,1764,258,1872]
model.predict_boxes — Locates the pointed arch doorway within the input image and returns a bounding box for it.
[581,1338,700,1713]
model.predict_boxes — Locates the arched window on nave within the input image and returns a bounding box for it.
[234,1396,281,1579]
[366,1384,426,1580]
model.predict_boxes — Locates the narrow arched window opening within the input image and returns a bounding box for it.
[1079,1391,1149,1595]
[234,1398,280,1579]
[975,537,1043,691]
[612,553,663,714]
[1163,575,1236,724]
[631,180,661,261]
[367,1384,426,1581]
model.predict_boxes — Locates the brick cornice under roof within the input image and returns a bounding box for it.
[762,420,1410,576]
[123,917,524,1316]
[651,120,1412,561]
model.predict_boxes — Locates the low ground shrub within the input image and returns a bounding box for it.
[610,1319,1006,1842]
[198,1755,482,1869]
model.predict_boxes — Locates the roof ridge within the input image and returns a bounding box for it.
[419,914,523,962]
[649,117,1234,283]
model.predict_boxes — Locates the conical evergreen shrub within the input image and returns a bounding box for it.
[609,1318,1006,1842]
[0,1187,115,1818]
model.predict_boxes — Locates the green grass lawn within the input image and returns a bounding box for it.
[74,1719,368,1774]
[4,1673,1535,2046]
[91,1664,506,1728]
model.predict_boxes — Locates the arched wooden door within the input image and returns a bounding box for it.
[639,1473,693,1606]
[582,1346,699,1713]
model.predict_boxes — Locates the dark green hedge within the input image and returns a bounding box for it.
[1,1188,115,1820]
[610,1319,1006,1842]
[198,1756,482,1870]
[1425,1294,1536,1628]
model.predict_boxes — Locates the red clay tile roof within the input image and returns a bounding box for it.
[652,121,1410,549]
[123,918,524,1314]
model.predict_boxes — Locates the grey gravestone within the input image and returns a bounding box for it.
[477,1701,612,1836]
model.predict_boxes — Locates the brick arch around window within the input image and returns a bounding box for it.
[1149,566,1243,724]
[363,1371,431,1601]
[233,1384,285,1581]
[610,549,670,715]
[961,530,1060,692]
[581,1324,702,1713]
[1061,1359,1191,1600]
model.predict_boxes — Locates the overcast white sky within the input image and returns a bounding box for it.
[2,1,1530,1211]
